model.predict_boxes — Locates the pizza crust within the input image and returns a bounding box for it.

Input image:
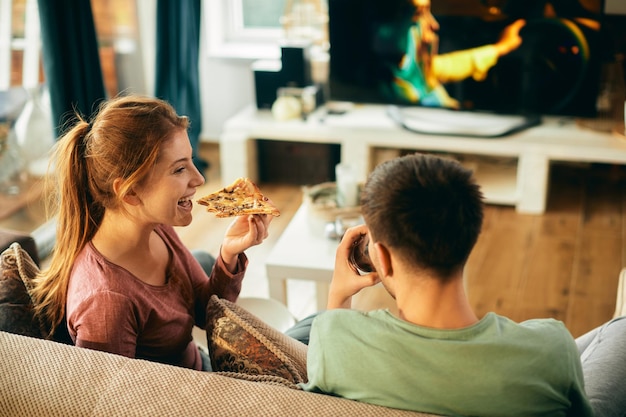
[197,177,281,218]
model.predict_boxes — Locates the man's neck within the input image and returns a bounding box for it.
[393,271,479,330]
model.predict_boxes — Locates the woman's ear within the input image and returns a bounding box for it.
[113,178,141,205]
[374,242,393,278]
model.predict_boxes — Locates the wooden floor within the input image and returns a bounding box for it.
[465,162,626,337]
[185,143,625,338]
[2,142,625,338]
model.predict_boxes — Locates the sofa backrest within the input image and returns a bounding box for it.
[0,331,437,417]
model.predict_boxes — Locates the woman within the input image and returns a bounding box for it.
[31,95,273,371]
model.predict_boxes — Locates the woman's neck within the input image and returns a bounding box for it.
[91,210,169,286]
[92,210,155,260]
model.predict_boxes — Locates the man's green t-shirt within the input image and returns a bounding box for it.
[302,310,592,417]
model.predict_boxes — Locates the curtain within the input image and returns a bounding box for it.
[37,0,106,137]
[155,0,207,173]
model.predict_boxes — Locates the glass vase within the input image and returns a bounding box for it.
[14,84,55,177]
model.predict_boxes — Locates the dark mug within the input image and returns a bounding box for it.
[349,233,375,275]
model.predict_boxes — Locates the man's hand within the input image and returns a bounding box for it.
[327,225,380,309]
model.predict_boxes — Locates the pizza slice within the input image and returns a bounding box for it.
[197,177,281,218]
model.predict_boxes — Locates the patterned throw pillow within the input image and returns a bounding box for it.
[205,295,308,384]
[0,243,48,338]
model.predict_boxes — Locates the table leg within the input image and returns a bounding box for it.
[268,276,288,306]
[341,139,369,182]
[316,281,329,312]
[219,132,258,183]
[517,152,550,214]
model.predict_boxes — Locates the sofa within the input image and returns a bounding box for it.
[0,238,436,417]
[1,227,625,416]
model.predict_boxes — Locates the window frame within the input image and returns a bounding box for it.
[0,0,41,90]
[204,0,283,60]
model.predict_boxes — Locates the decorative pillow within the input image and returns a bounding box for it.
[0,242,48,338]
[205,295,308,384]
[215,371,303,390]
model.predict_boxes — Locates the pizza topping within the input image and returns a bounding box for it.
[196,177,280,218]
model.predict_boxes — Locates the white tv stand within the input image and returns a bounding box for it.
[220,104,626,214]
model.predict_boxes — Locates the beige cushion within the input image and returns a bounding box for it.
[205,295,308,384]
[1,330,434,416]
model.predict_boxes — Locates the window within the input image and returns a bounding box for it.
[0,0,144,95]
[242,0,286,29]
[205,0,286,60]
[205,0,329,60]
[92,0,146,97]
[0,0,44,90]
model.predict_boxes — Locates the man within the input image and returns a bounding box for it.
[301,153,593,416]
[389,0,526,108]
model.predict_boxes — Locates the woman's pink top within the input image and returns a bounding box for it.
[66,224,246,370]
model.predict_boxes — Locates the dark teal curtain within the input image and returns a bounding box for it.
[155,0,207,173]
[37,0,106,137]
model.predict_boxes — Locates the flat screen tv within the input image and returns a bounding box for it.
[328,0,605,136]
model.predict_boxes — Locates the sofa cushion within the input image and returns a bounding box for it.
[205,295,308,384]
[0,242,48,338]
[0,228,40,266]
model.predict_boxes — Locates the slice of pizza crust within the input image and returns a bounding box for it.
[197,177,281,218]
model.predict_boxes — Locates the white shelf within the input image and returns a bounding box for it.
[472,159,519,206]
[371,149,519,206]
[220,104,626,214]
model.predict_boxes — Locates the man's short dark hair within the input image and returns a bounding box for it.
[361,153,484,277]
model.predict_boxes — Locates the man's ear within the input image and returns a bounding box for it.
[113,178,141,205]
[374,242,393,277]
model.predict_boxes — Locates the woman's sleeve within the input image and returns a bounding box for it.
[204,250,247,302]
[68,291,138,358]
[188,247,248,329]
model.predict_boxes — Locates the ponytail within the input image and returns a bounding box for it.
[32,117,101,334]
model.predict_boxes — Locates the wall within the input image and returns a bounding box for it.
[199,58,256,142]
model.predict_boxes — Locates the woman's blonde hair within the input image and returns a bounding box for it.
[31,95,189,335]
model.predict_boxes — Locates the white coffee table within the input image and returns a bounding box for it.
[265,203,339,311]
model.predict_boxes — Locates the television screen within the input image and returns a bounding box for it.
[328,0,604,118]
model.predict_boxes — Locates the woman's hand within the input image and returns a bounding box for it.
[327,224,380,310]
[220,213,273,272]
